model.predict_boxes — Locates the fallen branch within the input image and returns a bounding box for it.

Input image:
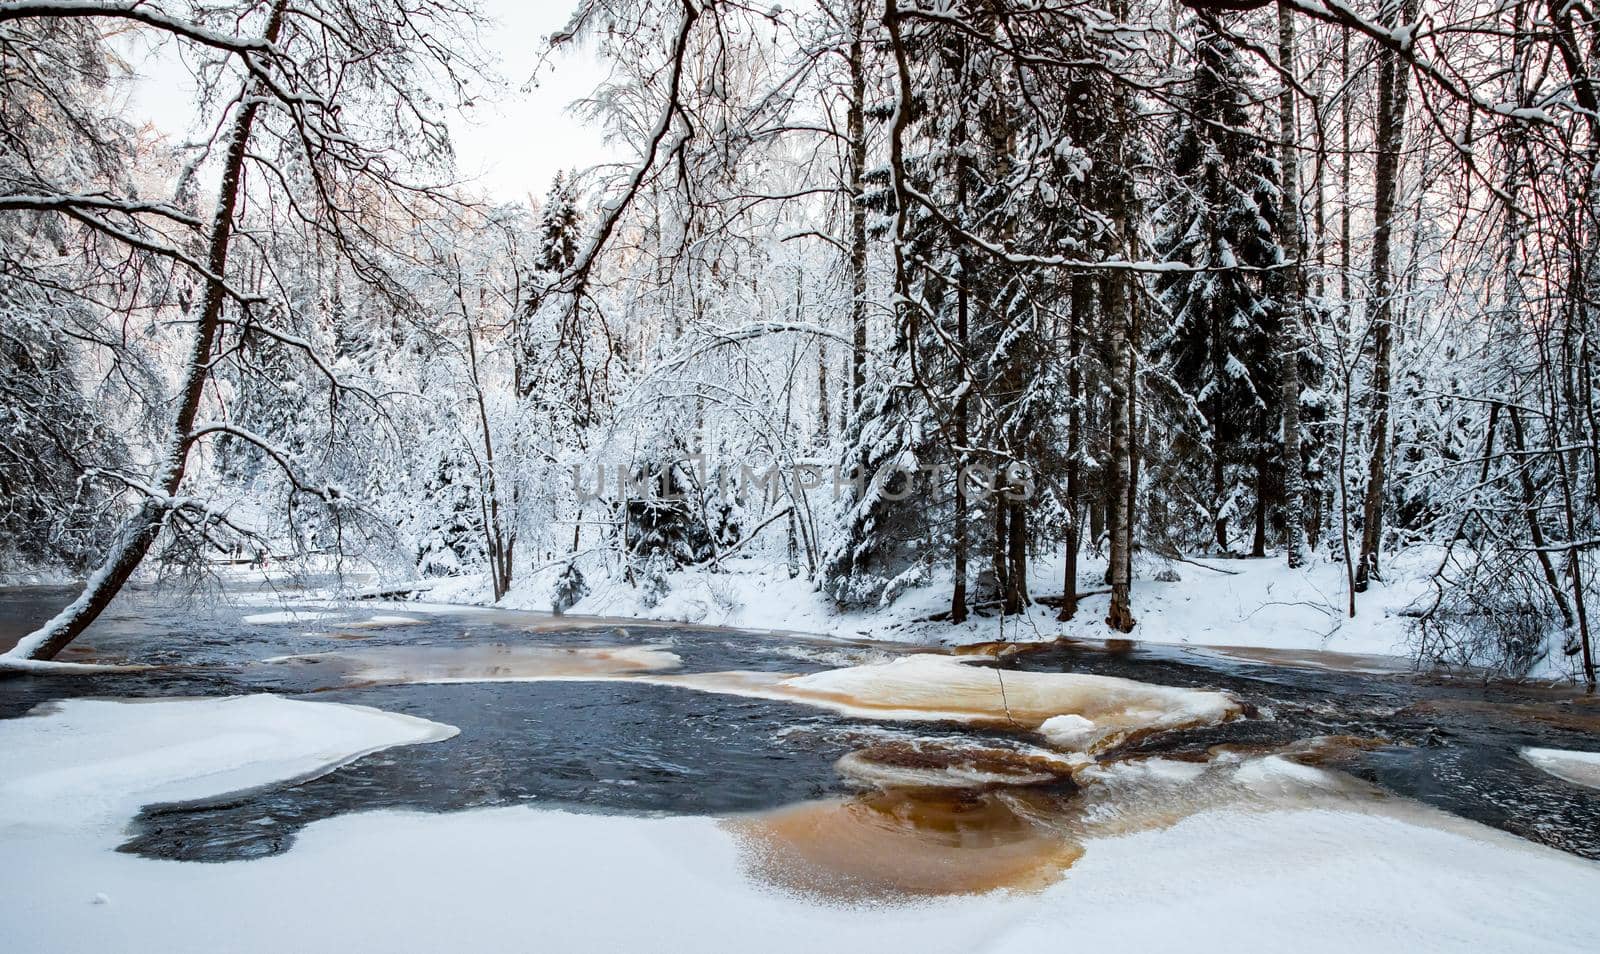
[915,589,1111,622]
[1152,549,1243,575]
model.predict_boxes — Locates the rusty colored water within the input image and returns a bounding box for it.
[727,787,1086,899]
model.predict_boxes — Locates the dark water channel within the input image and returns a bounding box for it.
[1,585,1596,864]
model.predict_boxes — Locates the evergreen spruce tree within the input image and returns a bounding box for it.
[1150,24,1284,553]
[551,560,589,615]
[519,172,587,404]
[638,548,672,609]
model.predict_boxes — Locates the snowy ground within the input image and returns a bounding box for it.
[419,546,1443,664]
[2,694,1597,954]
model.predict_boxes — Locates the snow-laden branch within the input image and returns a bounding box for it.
[185,423,347,504]
[1281,0,1563,126]
[550,0,703,305]
[649,320,856,378]
[0,194,205,229]
[0,1,280,55]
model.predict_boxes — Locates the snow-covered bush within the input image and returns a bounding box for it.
[551,561,589,616]
[638,550,672,609]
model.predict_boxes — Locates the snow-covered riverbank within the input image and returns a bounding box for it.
[418,547,1455,667]
[11,542,1573,679]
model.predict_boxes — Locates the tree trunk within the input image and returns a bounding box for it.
[1006,496,1028,613]
[1127,300,1142,569]
[9,0,289,662]
[846,0,869,413]
[993,472,1010,604]
[1106,273,1136,632]
[463,288,513,603]
[786,509,800,579]
[1355,0,1417,593]
[1252,443,1268,558]
[951,263,970,624]
[1340,27,1352,306]
[1335,22,1356,613]
[1105,26,1138,632]
[1103,472,1118,585]
[1212,452,1228,552]
[816,337,830,444]
[1059,275,1087,621]
[1278,0,1310,568]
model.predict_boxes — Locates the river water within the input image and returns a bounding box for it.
[2,584,1597,885]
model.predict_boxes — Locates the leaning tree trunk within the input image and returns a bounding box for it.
[1355,0,1417,593]
[8,2,289,662]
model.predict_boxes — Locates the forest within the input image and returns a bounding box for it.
[7,3,1600,951]
[2,0,1598,688]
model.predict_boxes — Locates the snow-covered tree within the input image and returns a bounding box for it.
[1150,22,1284,554]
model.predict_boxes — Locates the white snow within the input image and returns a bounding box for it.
[1232,754,1350,796]
[424,548,1478,677]
[996,806,1600,954]
[1521,747,1600,790]
[1038,713,1099,748]
[0,696,457,832]
[3,800,1596,953]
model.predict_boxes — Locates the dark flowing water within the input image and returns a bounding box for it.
[1,584,1596,866]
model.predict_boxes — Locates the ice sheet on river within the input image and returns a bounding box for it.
[272,644,685,684]
[1521,747,1600,790]
[5,781,1598,953]
[657,653,1240,751]
[0,696,457,832]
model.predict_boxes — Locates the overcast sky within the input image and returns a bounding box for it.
[115,0,616,205]
[446,1,617,204]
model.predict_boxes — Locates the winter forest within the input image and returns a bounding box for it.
[7,0,1599,682]
[6,1,1600,948]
